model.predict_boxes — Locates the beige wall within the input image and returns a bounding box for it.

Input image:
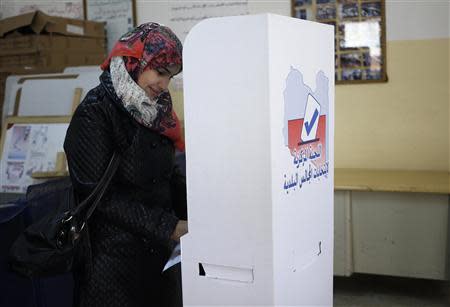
[335,38,449,171]
[144,0,450,172]
[172,38,450,172]
[3,1,448,171]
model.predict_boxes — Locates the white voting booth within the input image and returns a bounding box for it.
[182,14,334,306]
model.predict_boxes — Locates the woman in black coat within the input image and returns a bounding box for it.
[64,23,187,307]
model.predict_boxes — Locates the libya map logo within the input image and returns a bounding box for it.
[282,67,330,193]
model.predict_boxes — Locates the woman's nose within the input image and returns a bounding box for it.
[159,76,170,90]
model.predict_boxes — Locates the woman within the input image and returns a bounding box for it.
[64,23,188,307]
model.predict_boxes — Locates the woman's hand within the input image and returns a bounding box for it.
[170,220,188,241]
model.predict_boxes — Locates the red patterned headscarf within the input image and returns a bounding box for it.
[101,22,184,151]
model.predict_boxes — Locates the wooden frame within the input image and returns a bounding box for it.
[83,0,137,52]
[7,88,80,118]
[0,116,71,159]
[291,0,387,84]
[8,75,82,117]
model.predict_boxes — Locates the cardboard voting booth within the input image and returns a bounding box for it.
[182,14,334,306]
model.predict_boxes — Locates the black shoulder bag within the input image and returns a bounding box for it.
[9,152,120,278]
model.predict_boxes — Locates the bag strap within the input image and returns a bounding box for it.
[71,152,121,223]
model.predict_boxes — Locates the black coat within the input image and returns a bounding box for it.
[64,70,186,307]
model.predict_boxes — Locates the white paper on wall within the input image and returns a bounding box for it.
[167,0,250,93]
[168,0,249,43]
[85,0,134,53]
[0,0,83,19]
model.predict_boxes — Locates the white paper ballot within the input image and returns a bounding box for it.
[163,243,181,272]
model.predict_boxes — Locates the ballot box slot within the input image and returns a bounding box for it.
[198,262,254,283]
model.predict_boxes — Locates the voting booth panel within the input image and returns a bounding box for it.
[182,14,334,306]
[182,15,274,306]
[269,16,335,305]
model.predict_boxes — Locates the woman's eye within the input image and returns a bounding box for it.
[157,70,171,77]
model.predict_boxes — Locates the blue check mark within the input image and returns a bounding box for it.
[305,109,319,135]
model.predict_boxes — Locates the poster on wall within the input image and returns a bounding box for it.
[168,0,249,43]
[0,119,69,193]
[167,0,250,92]
[84,0,136,53]
[291,0,387,84]
[0,0,84,19]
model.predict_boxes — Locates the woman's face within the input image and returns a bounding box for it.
[137,64,181,99]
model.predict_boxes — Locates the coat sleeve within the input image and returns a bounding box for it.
[170,165,187,220]
[64,98,178,243]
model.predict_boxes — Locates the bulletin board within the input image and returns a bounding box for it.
[161,0,251,124]
[0,116,70,193]
[167,0,249,43]
[84,0,136,52]
[291,0,387,84]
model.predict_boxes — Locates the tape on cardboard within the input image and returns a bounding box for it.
[66,24,84,35]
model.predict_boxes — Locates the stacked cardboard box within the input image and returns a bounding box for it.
[0,10,107,132]
[0,72,9,124]
[0,10,106,74]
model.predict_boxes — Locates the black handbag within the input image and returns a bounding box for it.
[9,152,120,278]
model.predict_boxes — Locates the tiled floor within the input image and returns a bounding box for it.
[334,274,450,307]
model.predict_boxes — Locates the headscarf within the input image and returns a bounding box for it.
[101,22,184,151]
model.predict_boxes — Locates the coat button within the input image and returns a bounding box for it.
[151,142,157,148]
[152,178,157,184]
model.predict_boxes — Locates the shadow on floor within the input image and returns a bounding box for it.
[334,274,450,307]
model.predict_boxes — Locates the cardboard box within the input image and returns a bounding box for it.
[0,65,66,75]
[0,10,106,74]
[181,14,334,306]
[0,36,105,56]
[0,10,105,38]
[0,72,9,128]
[0,51,105,73]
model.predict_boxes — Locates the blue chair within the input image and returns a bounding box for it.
[1,178,75,307]
[0,199,38,307]
[22,179,74,307]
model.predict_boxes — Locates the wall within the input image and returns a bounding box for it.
[2,0,448,171]
[335,1,449,171]
[137,0,449,172]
